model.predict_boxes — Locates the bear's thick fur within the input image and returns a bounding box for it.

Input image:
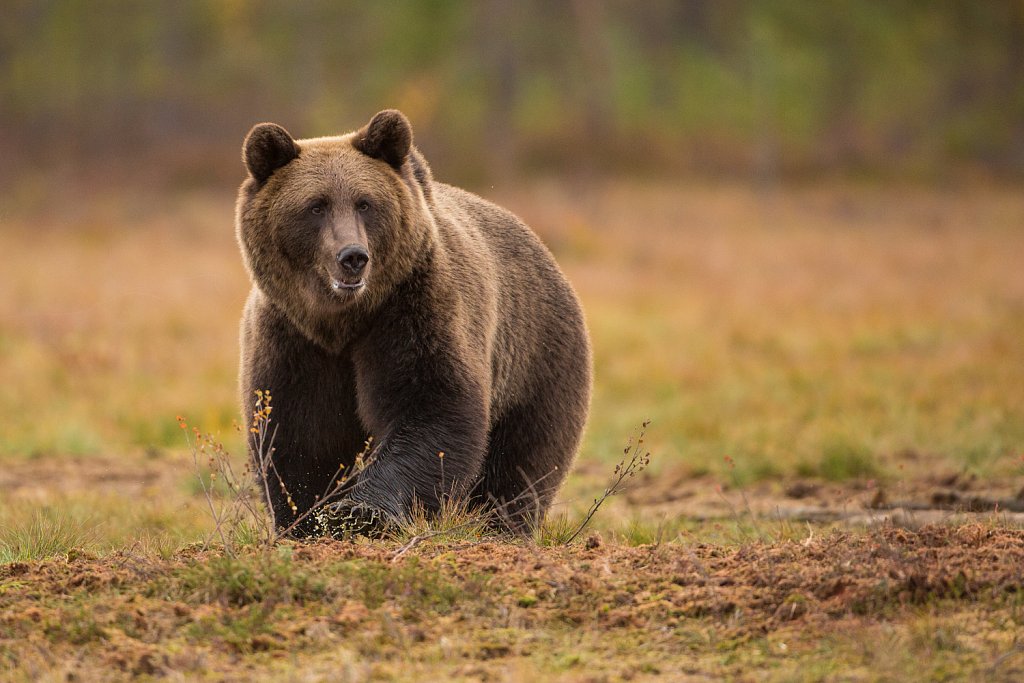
[236,110,591,535]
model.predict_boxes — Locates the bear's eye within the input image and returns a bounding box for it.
[355,200,371,213]
[309,201,327,216]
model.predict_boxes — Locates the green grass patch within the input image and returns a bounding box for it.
[795,434,882,481]
[174,547,327,607]
[0,508,99,563]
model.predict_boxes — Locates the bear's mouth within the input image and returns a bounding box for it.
[325,275,366,302]
[331,278,365,291]
[320,266,368,302]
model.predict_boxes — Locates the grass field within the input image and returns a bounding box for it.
[2,180,1024,680]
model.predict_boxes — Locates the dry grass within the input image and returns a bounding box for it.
[0,194,246,459]
[509,182,1024,488]
[3,180,1024,529]
[4,183,1022,478]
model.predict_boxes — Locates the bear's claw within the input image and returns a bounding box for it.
[317,500,387,538]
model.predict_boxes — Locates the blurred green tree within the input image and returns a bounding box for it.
[1,0,1021,188]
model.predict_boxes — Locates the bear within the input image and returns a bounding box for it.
[236,109,591,536]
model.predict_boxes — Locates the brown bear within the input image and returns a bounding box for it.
[236,109,591,535]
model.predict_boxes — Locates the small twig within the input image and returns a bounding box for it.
[182,423,231,553]
[988,644,1024,675]
[565,420,652,545]
[257,422,279,538]
[390,525,479,562]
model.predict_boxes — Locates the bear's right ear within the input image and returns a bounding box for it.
[243,123,300,183]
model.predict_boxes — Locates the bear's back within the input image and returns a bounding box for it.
[430,183,568,290]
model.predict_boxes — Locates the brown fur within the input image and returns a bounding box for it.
[236,110,591,535]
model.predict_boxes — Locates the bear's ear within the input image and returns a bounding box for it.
[352,109,412,170]
[243,123,300,183]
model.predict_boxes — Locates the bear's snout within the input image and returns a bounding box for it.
[336,245,369,279]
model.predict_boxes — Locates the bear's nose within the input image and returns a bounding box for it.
[337,245,369,276]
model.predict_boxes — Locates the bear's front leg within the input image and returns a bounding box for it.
[323,323,490,534]
[323,390,490,535]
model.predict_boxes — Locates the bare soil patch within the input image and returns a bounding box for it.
[619,462,1024,527]
[0,456,181,503]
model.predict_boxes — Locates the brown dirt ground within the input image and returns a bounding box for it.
[2,524,1024,680]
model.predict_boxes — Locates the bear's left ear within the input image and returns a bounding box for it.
[352,109,412,170]
[243,123,300,183]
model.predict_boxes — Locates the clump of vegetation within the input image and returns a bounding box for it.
[178,389,375,554]
[389,496,496,558]
[0,508,98,563]
[175,547,327,608]
[796,434,882,482]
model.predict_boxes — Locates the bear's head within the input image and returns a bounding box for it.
[236,110,435,347]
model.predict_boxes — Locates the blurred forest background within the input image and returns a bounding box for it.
[2,0,1024,195]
